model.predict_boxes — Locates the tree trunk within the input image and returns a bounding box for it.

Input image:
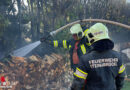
[17,0,22,45]
[30,0,36,41]
[36,0,41,39]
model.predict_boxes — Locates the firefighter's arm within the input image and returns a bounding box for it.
[40,35,71,48]
[52,40,71,48]
[71,57,88,90]
[115,64,126,90]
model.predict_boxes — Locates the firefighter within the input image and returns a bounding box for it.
[71,23,126,90]
[40,23,91,72]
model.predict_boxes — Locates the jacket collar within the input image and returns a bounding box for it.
[92,39,114,52]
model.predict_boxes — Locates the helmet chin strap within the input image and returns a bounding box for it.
[77,32,83,39]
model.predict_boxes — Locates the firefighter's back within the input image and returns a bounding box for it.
[84,50,123,90]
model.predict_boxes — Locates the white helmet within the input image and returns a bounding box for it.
[86,23,110,44]
[70,23,84,38]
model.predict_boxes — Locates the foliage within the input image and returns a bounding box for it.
[0,0,11,6]
[0,14,9,29]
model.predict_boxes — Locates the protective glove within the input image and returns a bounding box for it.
[40,34,52,44]
[40,32,51,42]
[40,36,47,42]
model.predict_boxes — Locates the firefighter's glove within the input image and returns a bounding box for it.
[40,36,47,42]
[40,36,51,44]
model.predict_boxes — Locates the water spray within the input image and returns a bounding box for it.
[11,41,41,57]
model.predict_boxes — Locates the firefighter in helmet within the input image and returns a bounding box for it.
[40,23,91,72]
[71,23,126,90]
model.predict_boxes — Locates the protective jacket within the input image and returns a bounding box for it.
[72,40,126,90]
[50,36,91,71]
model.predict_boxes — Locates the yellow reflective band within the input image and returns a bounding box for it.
[84,29,89,36]
[74,73,86,80]
[119,64,125,74]
[74,68,88,79]
[80,44,86,54]
[69,45,71,49]
[53,40,58,47]
[63,40,67,48]
[86,43,91,46]
[77,68,88,75]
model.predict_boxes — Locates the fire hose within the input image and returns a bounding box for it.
[41,19,130,41]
